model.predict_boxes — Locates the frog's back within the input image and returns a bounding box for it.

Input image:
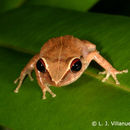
[40,35,82,61]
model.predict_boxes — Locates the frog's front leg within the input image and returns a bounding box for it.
[86,50,128,84]
[14,54,39,93]
[34,67,56,99]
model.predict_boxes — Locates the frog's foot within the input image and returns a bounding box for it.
[99,69,128,84]
[14,77,23,93]
[14,88,19,93]
[42,87,56,100]
[14,77,21,93]
[14,74,25,93]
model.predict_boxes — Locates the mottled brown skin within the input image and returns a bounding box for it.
[14,35,128,99]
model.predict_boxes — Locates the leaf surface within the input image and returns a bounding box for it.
[26,0,99,12]
[0,0,25,13]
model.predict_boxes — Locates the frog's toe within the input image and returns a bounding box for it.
[102,78,106,82]
[52,93,56,98]
[116,69,128,74]
[14,77,19,84]
[42,95,46,100]
[14,89,19,93]
[101,72,110,82]
[111,73,120,85]
[110,69,128,85]
[99,71,106,75]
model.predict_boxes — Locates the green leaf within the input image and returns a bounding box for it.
[0,0,26,13]
[26,0,99,12]
[0,6,130,130]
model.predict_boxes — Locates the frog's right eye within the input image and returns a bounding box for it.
[36,59,46,73]
[70,58,82,72]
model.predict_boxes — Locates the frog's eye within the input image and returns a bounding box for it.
[36,59,46,73]
[70,58,82,72]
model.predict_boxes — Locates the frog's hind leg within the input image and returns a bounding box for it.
[14,54,39,93]
[87,51,128,84]
[85,50,128,85]
[14,68,33,93]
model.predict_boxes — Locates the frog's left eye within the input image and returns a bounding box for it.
[70,58,82,72]
[36,59,46,73]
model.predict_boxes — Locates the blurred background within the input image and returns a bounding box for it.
[0,0,130,16]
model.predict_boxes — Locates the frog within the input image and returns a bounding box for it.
[14,35,128,99]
